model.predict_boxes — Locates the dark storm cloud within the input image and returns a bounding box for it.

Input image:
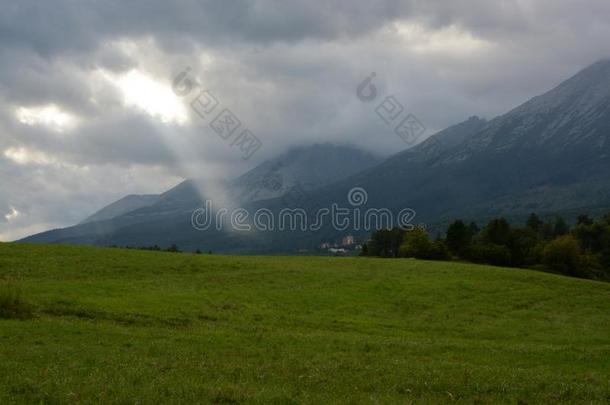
[0,0,411,55]
[2,0,608,55]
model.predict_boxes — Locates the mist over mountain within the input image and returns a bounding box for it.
[23,143,381,248]
[231,143,380,203]
[22,61,610,252]
[80,195,160,224]
[75,143,381,225]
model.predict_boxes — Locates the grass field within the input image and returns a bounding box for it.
[1,243,610,404]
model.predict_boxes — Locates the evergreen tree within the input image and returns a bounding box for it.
[526,213,543,232]
[483,218,511,246]
[446,220,472,257]
[468,222,480,235]
[553,217,569,237]
[368,228,405,258]
[577,214,593,226]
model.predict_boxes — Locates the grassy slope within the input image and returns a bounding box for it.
[1,243,610,404]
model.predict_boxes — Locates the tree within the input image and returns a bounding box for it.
[482,218,511,246]
[400,228,432,259]
[362,213,609,280]
[468,244,512,267]
[446,220,473,257]
[577,214,593,226]
[573,221,606,252]
[526,213,543,233]
[360,244,369,256]
[166,244,181,253]
[508,228,538,267]
[553,217,569,237]
[368,228,405,258]
[428,240,451,261]
[574,220,610,271]
[540,221,556,241]
[542,235,584,278]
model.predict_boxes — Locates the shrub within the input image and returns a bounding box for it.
[0,282,34,320]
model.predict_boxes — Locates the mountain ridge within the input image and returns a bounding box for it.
[74,143,381,226]
[22,60,610,253]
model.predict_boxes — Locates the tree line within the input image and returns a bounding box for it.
[362,213,610,281]
[110,244,212,255]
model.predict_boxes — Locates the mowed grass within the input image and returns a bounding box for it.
[1,244,610,404]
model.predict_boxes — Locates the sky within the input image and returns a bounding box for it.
[2,0,610,241]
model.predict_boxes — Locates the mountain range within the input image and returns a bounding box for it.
[80,143,380,225]
[23,60,610,252]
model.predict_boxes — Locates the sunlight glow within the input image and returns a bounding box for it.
[107,69,189,125]
[392,22,492,54]
[4,206,20,222]
[3,147,57,165]
[15,104,79,132]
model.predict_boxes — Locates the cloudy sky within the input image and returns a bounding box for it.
[1,0,610,241]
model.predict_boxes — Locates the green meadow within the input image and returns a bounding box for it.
[1,243,610,404]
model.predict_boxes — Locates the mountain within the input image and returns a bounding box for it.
[260,60,610,239]
[231,143,379,202]
[322,59,610,220]
[80,194,159,224]
[22,60,610,252]
[26,144,381,248]
[17,117,490,251]
[75,143,379,224]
